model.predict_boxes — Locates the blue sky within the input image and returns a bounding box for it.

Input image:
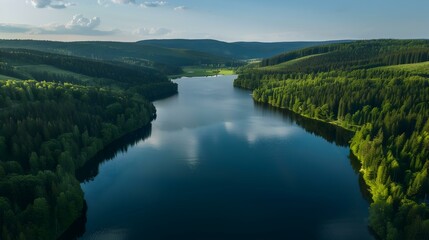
[0,0,428,42]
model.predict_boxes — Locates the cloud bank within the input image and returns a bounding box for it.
[30,0,75,9]
[141,1,167,8]
[98,0,167,7]
[0,24,35,33]
[133,27,171,36]
[111,0,135,4]
[0,15,116,36]
[65,14,101,31]
[174,6,187,11]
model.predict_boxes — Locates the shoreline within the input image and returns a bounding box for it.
[245,88,378,236]
[57,92,177,239]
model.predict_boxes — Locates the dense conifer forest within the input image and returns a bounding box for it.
[235,39,429,240]
[2,39,429,239]
[0,40,231,75]
[0,49,177,239]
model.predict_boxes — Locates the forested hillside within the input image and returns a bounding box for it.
[0,40,235,75]
[259,39,429,69]
[0,48,177,100]
[0,49,177,239]
[235,39,429,240]
[139,39,346,60]
[0,39,343,76]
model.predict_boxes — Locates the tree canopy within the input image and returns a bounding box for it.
[235,39,429,240]
[0,48,177,239]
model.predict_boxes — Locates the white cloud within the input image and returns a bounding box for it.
[97,0,107,6]
[30,0,50,8]
[97,0,168,8]
[133,27,171,36]
[29,0,74,9]
[140,1,167,8]
[50,15,117,35]
[0,15,116,36]
[111,0,135,4]
[0,24,33,33]
[97,0,135,6]
[174,6,187,11]
[66,14,101,30]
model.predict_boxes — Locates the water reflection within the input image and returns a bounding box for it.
[137,127,200,168]
[223,117,297,144]
[67,76,372,239]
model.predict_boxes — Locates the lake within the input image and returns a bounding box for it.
[68,75,372,240]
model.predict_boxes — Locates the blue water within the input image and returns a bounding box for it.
[76,75,372,240]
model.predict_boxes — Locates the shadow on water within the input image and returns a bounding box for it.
[349,152,373,203]
[253,102,354,147]
[58,201,87,240]
[254,102,374,212]
[75,125,152,183]
[58,125,152,240]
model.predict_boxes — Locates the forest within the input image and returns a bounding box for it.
[0,49,177,239]
[235,39,429,240]
[0,39,340,68]
[0,40,239,76]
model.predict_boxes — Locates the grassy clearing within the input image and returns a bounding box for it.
[15,64,127,87]
[258,53,325,71]
[217,68,235,75]
[6,64,137,89]
[16,64,71,74]
[170,66,236,78]
[375,61,429,75]
[0,74,20,80]
[15,64,94,82]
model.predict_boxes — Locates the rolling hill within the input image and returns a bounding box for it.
[0,40,232,74]
[138,39,347,60]
[256,39,429,72]
[0,48,178,100]
[0,39,345,77]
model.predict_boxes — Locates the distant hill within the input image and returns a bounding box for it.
[257,39,429,72]
[138,39,348,60]
[0,39,344,74]
[0,40,232,73]
[0,48,177,100]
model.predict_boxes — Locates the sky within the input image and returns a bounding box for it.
[0,0,428,42]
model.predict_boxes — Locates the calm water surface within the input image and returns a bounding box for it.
[74,75,372,240]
